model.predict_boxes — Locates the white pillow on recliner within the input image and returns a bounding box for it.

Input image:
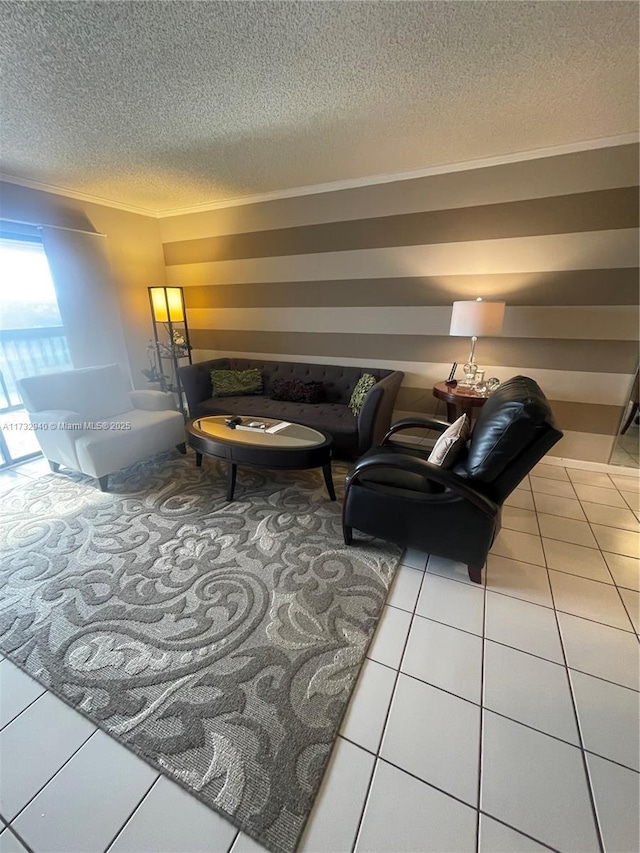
[428,414,470,468]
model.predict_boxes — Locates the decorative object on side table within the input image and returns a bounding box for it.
[433,380,491,423]
[449,298,505,386]
[148,286,192,416]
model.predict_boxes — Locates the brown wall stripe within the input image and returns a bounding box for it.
[164,187,639,265]
[189,329,638,375]
[183,268,639,309]
[165,143,638,461]
[159,145,639,240]
[395,386,623,436]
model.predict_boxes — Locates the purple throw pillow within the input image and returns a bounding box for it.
[271,378,326,404]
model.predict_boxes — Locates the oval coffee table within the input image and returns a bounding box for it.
[186,415,335,502]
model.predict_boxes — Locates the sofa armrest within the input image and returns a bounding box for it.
[357,371,404,453]
[129,390,177,412]
[26,409,84,468]
[179,359,229,417]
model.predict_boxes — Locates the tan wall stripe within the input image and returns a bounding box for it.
[158,144,640,241]
[395,387,622,436]
[189,329,637,375]
[166,230,639,286]
[546,430,615,464]
[186,305,638,342]
[183,268,639,309]
[550,401,624,437]
[163,143,637,456]
[164,187,639,265]
[190,350,635,406]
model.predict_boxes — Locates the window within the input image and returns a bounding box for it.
[0,236,63,329]
[0,234,72,465]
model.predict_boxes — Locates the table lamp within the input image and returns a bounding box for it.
[450,298,505,386]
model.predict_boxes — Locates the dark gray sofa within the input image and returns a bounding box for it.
[179,358,404,456]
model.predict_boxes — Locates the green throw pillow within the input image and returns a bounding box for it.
[211,368,263,397]
[349,373,377,416]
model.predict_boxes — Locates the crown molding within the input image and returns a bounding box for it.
[1,132,637,220]
[0,172,157,217]
[155,133,639,218]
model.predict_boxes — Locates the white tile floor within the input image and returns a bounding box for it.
[0,456,639,853]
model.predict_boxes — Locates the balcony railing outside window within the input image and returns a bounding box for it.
[0,326,72,410]
[0,234,71,464]
[0,327,73,464]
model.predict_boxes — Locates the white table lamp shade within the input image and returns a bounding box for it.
[450,300,505,337]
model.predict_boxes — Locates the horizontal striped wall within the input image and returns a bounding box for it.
[160,143,640,463]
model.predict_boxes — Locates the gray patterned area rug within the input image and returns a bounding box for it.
[0,452,399,853]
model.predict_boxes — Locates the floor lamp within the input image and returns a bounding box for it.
[148,287,192,417]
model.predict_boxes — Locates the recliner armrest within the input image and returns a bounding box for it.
[382,416,451,444]
[129,390,177,412]
[346,451,499,519]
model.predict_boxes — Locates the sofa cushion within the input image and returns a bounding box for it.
[74,408,186,478]
[211,368,263,397]
[225,359,390,405]
[349,374,377,415]
[196,395,358,437]
[462,376,558,483]
[271,378,325,404]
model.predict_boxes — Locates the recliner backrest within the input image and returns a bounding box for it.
[455,376,563,503]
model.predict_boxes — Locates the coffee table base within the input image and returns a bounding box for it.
[195,450,335,502]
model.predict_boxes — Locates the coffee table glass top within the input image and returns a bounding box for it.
[191,416,327,448]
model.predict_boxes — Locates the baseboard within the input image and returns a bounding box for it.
[541,454,638,477]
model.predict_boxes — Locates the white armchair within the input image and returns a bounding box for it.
[17,364,186,490]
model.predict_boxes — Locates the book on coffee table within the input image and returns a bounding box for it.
[235,422,267,432]
[265,421,291,434]
[233,420,292,434]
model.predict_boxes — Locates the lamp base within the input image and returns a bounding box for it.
[459,361,478,388]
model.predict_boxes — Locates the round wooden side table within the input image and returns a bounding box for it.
[432,381,490,423]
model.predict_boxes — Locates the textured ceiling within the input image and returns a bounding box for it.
[0,1,638,214]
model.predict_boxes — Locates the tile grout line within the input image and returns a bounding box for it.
[365,752,565,851]
[349,560,429,853]
[545,540,607,853]
[0,463,636,851]
[8,727,98,827]
[354,663,640,768]
[474,811,561,853]
[474,571,488,853]
[349,552,608,851]
[226,830,241,853]
[103,774,162,853]
[373,606,640,672]
[1,824,36,853]
[0,688,47,733]
[374,754,479,812]
[378,750,565,852]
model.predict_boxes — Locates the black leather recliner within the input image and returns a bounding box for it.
[343,376,563,584]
